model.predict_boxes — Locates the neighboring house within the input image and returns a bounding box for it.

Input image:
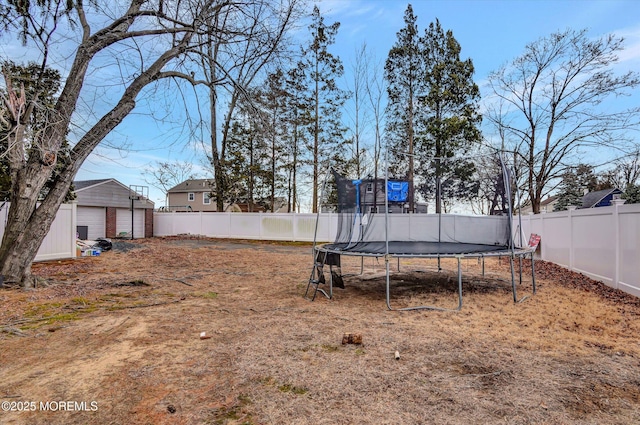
[580,188,623,209]
[166,179,217,212]
[520,196,559,214]
[74,179,154,240]
[166,179,288,212]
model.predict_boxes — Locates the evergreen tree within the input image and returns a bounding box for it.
[384,4,422,211]
[282,64,311,212]
[302,6,348,213]
[623,184,640,204]
[259,69,289,212]
[0,61,75,202]
[384,10,481,213]
[415,20,482,212]
[575,163,601,192]
[225,115,271,211]
[554,170,584,211]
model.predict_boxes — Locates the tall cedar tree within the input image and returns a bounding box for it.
[302,6,347,213]
[415,19,482,213]
[283,64,311,212]
[384,4,422,211]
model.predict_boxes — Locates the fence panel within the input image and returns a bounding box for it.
[572,209,615,285]
[618,206,640,297]
[0,202,76,262]
[540,212,572,268]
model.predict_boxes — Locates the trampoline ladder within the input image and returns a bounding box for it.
[304,252,332,301]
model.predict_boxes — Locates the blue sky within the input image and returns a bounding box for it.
[63,0,640,208]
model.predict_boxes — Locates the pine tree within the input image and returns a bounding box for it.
[384,11,481,213]
[257,69,289,211]
[623,184,640,204]
[554,170,584,211]
[384,4,422,211]
[280,64,311,212]
[302,6,348,213]
[0,61,75,202]
[416,20,482,213]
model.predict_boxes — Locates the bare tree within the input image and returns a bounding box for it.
[0,0,300,287]
[143,160,199,199]
[344,43,370,178]
[362,46,387,212]
[486,28,640,213]
[602,148,640,191]
[187,0,300,211]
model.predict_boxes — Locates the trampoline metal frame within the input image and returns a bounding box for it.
[312,244,536,311]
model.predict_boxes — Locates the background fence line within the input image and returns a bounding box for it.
[0,202,637,299]
[153,211,338,242]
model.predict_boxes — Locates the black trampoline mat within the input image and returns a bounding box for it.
[319,241,514,257]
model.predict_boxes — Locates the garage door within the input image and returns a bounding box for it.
[116,208,145,238]
[76,206,106,240]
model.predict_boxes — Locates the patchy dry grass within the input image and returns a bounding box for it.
[0,236,639,424]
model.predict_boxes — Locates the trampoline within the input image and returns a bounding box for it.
[305,151,537,311]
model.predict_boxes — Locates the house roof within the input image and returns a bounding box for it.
[73,179,114,191]
[580,188,622,209]
[541,195,559,206]
[168,179,214,193]
[73,178,154,207]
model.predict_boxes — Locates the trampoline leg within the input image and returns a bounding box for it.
[360,256,364,275]
[512,252,534,303]
[518,255,523,285]
[385,255,392,310]
[531,251,537,294]
[329,265,334,299]
[510,254,518,303]
[455,257,463,310]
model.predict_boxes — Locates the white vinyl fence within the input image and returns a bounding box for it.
[2,201,638,299]
[518,201,640,298]
[0,202,77,261]
[154,211,338,242]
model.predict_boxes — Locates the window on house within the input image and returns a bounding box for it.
[369,206,378,213]
[203,192,211,205]
[188,192,195,202]
[366,183,373,193]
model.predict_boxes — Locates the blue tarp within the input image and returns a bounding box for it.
[387,181,409,202]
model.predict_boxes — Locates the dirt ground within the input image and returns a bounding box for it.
[1,236,639,425]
